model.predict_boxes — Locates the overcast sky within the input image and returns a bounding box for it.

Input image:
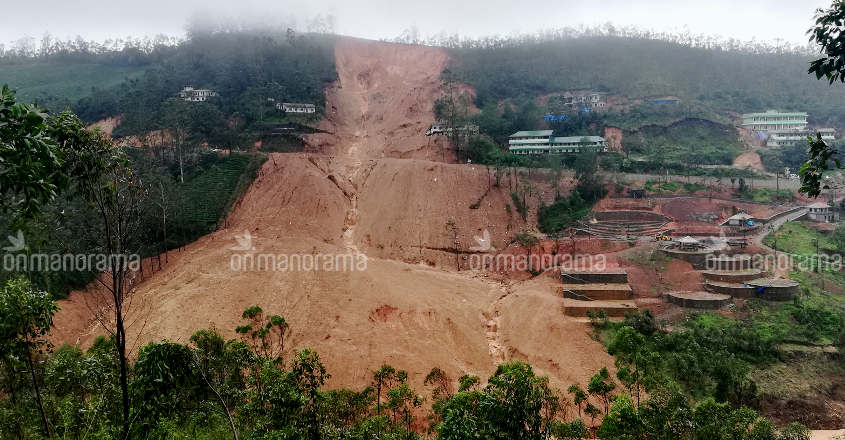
[0,0,832,47]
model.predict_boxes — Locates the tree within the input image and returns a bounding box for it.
[234,306,289,421]
[800,1,845,197]
[78,156,148,440]
[424,366,453,401]
[132,341,202,432]
[809,1,845,84]
[481,361,555,440]
[552,419,589,440]
[588,367,616,414]
[584,402,601,429]
[0,278,59,437]
[436,69,472,161]
[190,328,248,440]
[597,394,643,440]
[386,380,422,434]
[235,305,289,362]
[372,364,398,418]
[567,384,588,418]
[0,85,65,220]
[289,348,330,438]
[607,326,647,405]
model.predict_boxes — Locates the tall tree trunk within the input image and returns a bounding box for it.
[116,302,130,440]
[26,348,50,437]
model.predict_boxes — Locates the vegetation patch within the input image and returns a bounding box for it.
[763,221,836,255]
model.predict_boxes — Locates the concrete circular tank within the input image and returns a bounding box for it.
[746,278,800,301]
[666,291,732,309]
[701,269,763,283]
[704,281,757,298]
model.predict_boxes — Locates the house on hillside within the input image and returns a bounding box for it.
[508,130,608,154]
[806,202,838,222]
[554,91,608,113]
[278,102,316,114]
[179,86,217,102]
[425,123,480,137]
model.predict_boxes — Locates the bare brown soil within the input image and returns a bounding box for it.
[734,151,765,171]
[51,38,615,395]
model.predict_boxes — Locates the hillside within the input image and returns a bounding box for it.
[447,36,845,128]
[0,61,146,110]
[49,38,614,393]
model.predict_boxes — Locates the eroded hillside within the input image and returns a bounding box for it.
[51,38,612,391]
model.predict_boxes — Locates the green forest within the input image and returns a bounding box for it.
[1,30,336,151]
[446,35,845,128]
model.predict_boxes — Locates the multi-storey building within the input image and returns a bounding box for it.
[741,110,807,131]
[766,128,836,147]
[508,130,608,154]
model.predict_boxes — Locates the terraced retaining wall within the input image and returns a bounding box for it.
[561,270,628,284]
[746,279,799,301]
[658,249,711,269]
[701,270,762,283]
[666,292,732,309]
[704,281,757,298]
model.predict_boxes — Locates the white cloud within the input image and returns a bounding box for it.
[0,0,832,46]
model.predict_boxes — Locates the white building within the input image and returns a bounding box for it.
[278,102,316,114]
[806,202,838,222]
[766,128,836,147]
[560,92,608,112]
[508,131,608,154]
[179,86,217,102]
[742,110,808,131]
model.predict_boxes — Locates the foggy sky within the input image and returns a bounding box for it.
[0,0,832,47]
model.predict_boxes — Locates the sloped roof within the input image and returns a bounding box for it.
[510,130,553,138]
[807,202,830,209]
[726,213,752,220]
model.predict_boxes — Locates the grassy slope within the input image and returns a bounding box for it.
[763,221,837,255]
[2,62,145,106]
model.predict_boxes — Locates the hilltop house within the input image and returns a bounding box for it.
[508,130,608,154]
[179,86,217,102]
[552,91,608,113]
[806,202,838,222]
[278,102,316,114]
